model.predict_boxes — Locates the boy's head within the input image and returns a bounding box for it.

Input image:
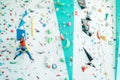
[19,37,24,41]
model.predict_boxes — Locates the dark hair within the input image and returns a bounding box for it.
[19,36,24,40]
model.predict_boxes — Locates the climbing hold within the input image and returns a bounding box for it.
[10,61,17,64]
[17,78,23,80]
[52,64,57,69]
[83,47,93,62]
[31,18,35,37]
[56,0,65,6]
[108,41,113,45]
[97,31,101,40]
[77,0,86,9]
[100,36,107,41]
[105,13,109,20]
[47,29,51,34]
[0,62,3,66]
[56,74,60,76]
[48,38,53,43]
[60,58,64,62]
[10,29,14,33]
[67,22,71,26]
[42,23,46,27]
[60,34,64,40]
[64,39,70,48]
[81,66,88,72]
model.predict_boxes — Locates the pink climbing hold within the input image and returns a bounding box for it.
[11,29,14,33]
[56,74,60,77]
[67,22,71,26]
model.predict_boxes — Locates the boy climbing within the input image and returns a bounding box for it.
[13,36,34,61]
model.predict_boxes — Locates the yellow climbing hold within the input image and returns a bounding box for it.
[100,36,107,41]
[31,18,35,37]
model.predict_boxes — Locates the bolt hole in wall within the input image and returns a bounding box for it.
[0,0,116,80]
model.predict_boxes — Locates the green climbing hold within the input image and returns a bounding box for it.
[105,0,109,2]
[10,38,14,40]
[17,78,23,80]
[24,0,29,3]
[48,38,52,43]
[47,30,51,34]
[60,58,64,62]
[10,61,17,64]
[64,78,67,80]
[108,41,113,45]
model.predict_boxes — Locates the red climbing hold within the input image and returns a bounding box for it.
[81,66,88,72]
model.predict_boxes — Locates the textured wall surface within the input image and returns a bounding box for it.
[0,0,68,80]
[0,0,115,80]
[74,0,115,80]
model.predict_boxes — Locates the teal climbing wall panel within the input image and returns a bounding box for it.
[54,0,74,80]
[115,0,120,80]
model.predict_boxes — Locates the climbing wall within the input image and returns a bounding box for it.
[54,0,74,80]
[0,0,68,80]
[0,0,116,80]
[73,0,115,80]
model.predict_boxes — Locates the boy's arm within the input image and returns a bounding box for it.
[16,47,20,51]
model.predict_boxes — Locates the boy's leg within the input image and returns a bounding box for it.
[26,51,34,60]
[13,51,23,60]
